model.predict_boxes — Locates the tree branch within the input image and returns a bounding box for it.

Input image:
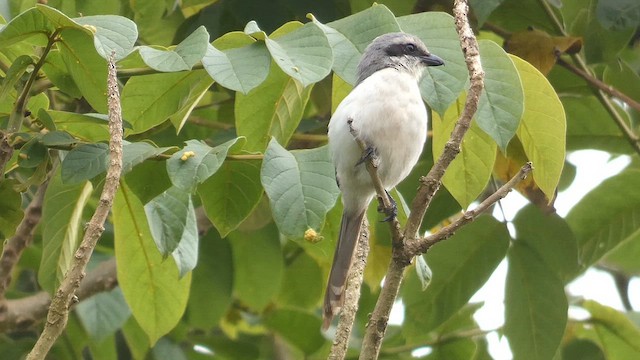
[0,180,50,300]
[0,259,117,333]
[26,54,123,360]
[359,1,484,358]
[329,219,370,359]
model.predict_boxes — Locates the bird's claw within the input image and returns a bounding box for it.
[378,190,397,222]
[356,146,379,167]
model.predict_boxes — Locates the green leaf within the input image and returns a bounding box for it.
[59,28,108,113]
[264,309,324,354]
[265,22,332,87]
[121,318,150,360]
[121,70,208,135]
[229,223,283,311]
[46,110,110,141]
[144,186,197,260]
[198,160,263,237]
[276,251,323,309]
[166,138,241,193]
[187,231,233,329]
[582,300,640,352]
[168,73,213,133]
[39,171,93,293]
[511,54,566,201]
[122,142,171,175]
[0,7,54,48]
[505,242,567,360]
[563,96,631,153]
[0,55,33,103]
[151,338,187,360]
[595,0,640,31]
[18,137,49,168]
[566,167,640,271]
[476,40,524,151]
[470,0,506,25]
[319,4,401,84]
[235,66,312,152]
[76,287,131,342]
[398,12,468,117]
[202,32,271,93]
[0,180,22,239]
[114,182,191,345]
[261,140,340,239]
[61,143,109,184]
[403,216,509,340]
[74,15,138,60]
[513,205,579,282]
[432,94,497,208]
[41,50,82,98]
[139,26,208,72]
[41,131,77,146]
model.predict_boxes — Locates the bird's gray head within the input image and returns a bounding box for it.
[355,32,444,85]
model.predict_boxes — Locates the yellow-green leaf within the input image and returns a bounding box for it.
[511,54,566,201]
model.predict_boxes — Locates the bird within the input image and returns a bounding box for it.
[323,32,444,330]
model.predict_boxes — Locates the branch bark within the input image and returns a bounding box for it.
[26,54,123,359]
[329,219,370,359]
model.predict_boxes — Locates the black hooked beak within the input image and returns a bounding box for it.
[421,53,445,66]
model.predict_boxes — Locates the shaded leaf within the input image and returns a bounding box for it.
[505,29,582,75]
[76,287,131,342]
[0,180,23,239]
[261,140,340,238]
[139,26,209,72]
[264,309,324,354]
[122,142,172,175]
[61,143,109,184]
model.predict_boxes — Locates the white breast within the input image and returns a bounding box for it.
[328,68,428,212]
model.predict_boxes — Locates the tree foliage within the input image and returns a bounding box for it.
[0,0,639,359]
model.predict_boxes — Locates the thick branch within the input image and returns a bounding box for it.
[0,181,50,299]
[26,54,123,360]
[329,219,370,360]
[0,259,117,333]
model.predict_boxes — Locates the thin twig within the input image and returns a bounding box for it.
[329,219,370,359]
[26,53,123,360]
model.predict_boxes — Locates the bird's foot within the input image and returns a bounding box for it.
[356,145,379,167]
[378,190,397,222]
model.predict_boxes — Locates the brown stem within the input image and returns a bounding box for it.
[329,219,370,359]
[26,53,123,359]
[0,259,117,333]
[0,181,50,300]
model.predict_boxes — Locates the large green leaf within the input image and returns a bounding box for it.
[511,54,566,201]
[476,40,524,151]
[398,12,468,117]
[583,300,640,352]
[38,171,93,293]
[41,50,82,98]
[166,138,241,193]
[61,143,109,184]
[566,167,640,271]
[264,309,324,355]
[139,26,208,72]
[276,251,323,309]
[76,287,131,342]
[403,216,509,340]
[261,140,340,239]
[58,28,108,113]
[198,159,263,237]
[187,231,233,329]
[317,4,401,84]
[202,32,271,94]
[122,142,172,175]
[264,21,333,87]
[563,96,631,154]
[513,205,578,282]
[114,182,191,345]
[229,223,283,311]
[505,242,567,360]
[121,70,209,134]
[46,110,110,141]
[0,8,53,47]
[432,94,497,209]
[73,15,138,60]
[596,0,640,31]
[235,66,312,152]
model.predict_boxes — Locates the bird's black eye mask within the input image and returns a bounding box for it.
[385,43,421,57]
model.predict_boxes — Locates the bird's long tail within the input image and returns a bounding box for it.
[322,209,366,330]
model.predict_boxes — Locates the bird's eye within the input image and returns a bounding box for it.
[405,43,416,52]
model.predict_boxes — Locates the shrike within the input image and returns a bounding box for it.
[323,33,444,330]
